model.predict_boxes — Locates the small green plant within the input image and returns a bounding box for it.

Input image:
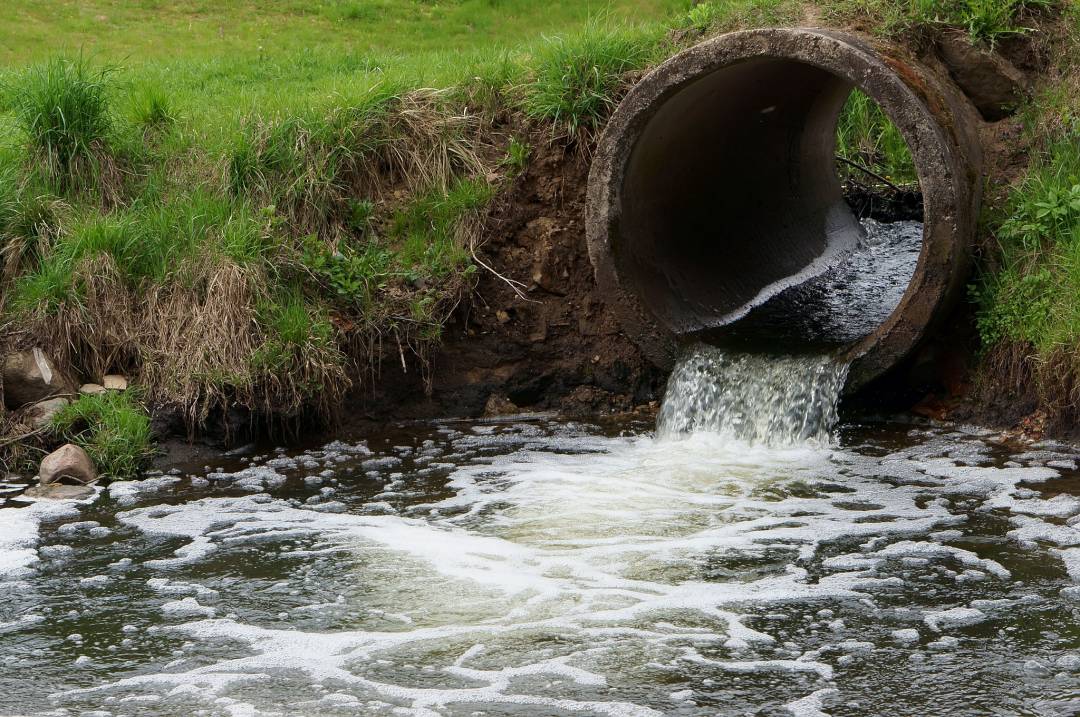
[347,198,376,233]
[51,390,153,481]
[302,234,393,310]
[9,56,115,192]
[501,137,530,175]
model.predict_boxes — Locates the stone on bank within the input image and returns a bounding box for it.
[38,444,98,487]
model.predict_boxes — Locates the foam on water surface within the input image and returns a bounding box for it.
[2,417,1080,715]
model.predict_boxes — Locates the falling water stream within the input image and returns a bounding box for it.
[4,222,1080,716]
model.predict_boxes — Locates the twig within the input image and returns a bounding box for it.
[835,155,904,194]
[0,426,50,450]
[470,248,539,303]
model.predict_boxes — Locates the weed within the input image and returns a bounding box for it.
[51,390,153,480]
[501,137,531,175]
[301,234,393,311]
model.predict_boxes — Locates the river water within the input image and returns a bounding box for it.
[3,346,1080,716]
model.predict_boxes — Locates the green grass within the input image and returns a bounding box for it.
[835,89,918,188]
[51,390,153,481]
[523,20,665,137]
[830,0,1057,45]
[976,129,1080,353]
[6,56,117,194]
[0,0,686,65]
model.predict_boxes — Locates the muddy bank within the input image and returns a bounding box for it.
[352,139,666,423]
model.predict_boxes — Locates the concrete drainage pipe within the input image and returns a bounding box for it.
[586,28,982,391]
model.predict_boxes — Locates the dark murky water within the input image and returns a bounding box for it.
[3,409,1080,716]
[716,219,923,350]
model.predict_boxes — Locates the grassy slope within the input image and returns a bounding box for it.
[0,0,697,477]
[971,3,1080,419]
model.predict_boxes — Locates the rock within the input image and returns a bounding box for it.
[26,397,70,429]
[102,375,128,391]
[23,483,95,500]
[79,383,107,396]
[2,349,77,409]
[483,394,519,417]
[38,444,97,486]
[937,33,1028,121]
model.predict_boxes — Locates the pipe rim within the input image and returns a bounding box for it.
[586,28,977,391]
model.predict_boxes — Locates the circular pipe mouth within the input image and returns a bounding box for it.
[586,28,981,391]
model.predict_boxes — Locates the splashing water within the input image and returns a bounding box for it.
[657,345,849,445]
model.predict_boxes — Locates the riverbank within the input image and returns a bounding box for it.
[0,0,1077,484]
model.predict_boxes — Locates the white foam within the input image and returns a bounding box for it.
[109,476,181,506]
[0,498,89,579]
[41,419,1080,715]
[923,607,986,632]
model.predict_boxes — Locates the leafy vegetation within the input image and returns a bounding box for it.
[51,391,153,480]
[975,130,1080,356]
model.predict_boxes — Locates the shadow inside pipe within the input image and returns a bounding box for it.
[677,88,925,355]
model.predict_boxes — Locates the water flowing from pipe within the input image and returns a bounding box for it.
[656,345,848,445]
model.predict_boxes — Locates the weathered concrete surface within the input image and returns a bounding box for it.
[586,28,982,391]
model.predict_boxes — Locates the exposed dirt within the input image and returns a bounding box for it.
[345,136,665,425]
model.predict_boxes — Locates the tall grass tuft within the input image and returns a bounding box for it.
[51,390,153,481]
[8,56,119,196]
[522,21,662,140]
[251,290,350,420]
[835,90,918,188]
[0,166,65,283]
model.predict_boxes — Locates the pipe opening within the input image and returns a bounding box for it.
[619,60,922,353]
[588,29,979,389]
[704,88,926,351]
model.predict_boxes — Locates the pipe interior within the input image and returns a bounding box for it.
[618,56,921,352]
